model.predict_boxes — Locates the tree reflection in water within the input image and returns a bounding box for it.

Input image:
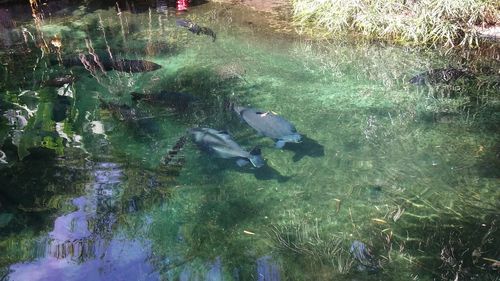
[7,162,159,281]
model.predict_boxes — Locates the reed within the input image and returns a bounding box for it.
[290,0,499,48]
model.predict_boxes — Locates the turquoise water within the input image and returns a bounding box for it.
[0,1,499,280]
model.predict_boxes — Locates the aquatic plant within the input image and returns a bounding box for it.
[290,0,499,48]
[267,221,354,276]
[381,188,500,280]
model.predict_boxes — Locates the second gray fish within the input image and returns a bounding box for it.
[189,127,264,168]
[233,105,302,148]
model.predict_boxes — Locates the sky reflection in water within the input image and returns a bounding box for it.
[8,163,159,281]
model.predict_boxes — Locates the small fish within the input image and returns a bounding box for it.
[189,127,264,168]
[131,91,197,111]
[409,67,472,85]
[176,19,216,42]
[233,105,302,148]
[349,240,381,273]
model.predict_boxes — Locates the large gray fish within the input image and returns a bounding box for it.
[233,105,302,148]
[189,127,264,168]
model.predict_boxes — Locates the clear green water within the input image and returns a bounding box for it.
[0,2,499,281]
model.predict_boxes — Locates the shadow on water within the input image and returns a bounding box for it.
[195,156,293,183]
[232,163,293,183]
[282,134,325,162]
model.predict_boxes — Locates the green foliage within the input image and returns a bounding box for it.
[291,0,499,47]
[0,232,39,269]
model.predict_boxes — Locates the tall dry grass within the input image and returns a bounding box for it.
[291,0,499,47]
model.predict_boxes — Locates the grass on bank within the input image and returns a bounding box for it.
[290,0,499,48]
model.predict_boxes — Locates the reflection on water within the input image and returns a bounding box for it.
[7,162,159,281]
[256,256,280,281]
[9,237,158,281]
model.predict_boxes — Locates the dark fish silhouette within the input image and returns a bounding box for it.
[350,240,381,273]
[176,19,216,42]
[160,135,188,176]
[163,135,187,166]
[99,98,138,121]
[409,67,472,85]
[52,95,72,122]
[131,91,197,111]
[189,127,264,168]
[233,105,302,148]
[59,52,161,73]
[42,74,78,87]
[99,98,160,137]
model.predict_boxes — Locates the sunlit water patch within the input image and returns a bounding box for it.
[0,1,499,281]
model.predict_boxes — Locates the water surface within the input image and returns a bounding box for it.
[0,1,499,280]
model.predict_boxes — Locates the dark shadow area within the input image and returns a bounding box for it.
[83,0,209,14]
[186,187,265,270]
[283,134,325,162]
[0,146,87,237]
[231,162,293,183]
[473,102,500,133]
[99,98,163,140]
[414,75,500,132]
[118,165,179,214]
[385,194,500,280]
[475,142,500,179]
[137,65,247,126]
